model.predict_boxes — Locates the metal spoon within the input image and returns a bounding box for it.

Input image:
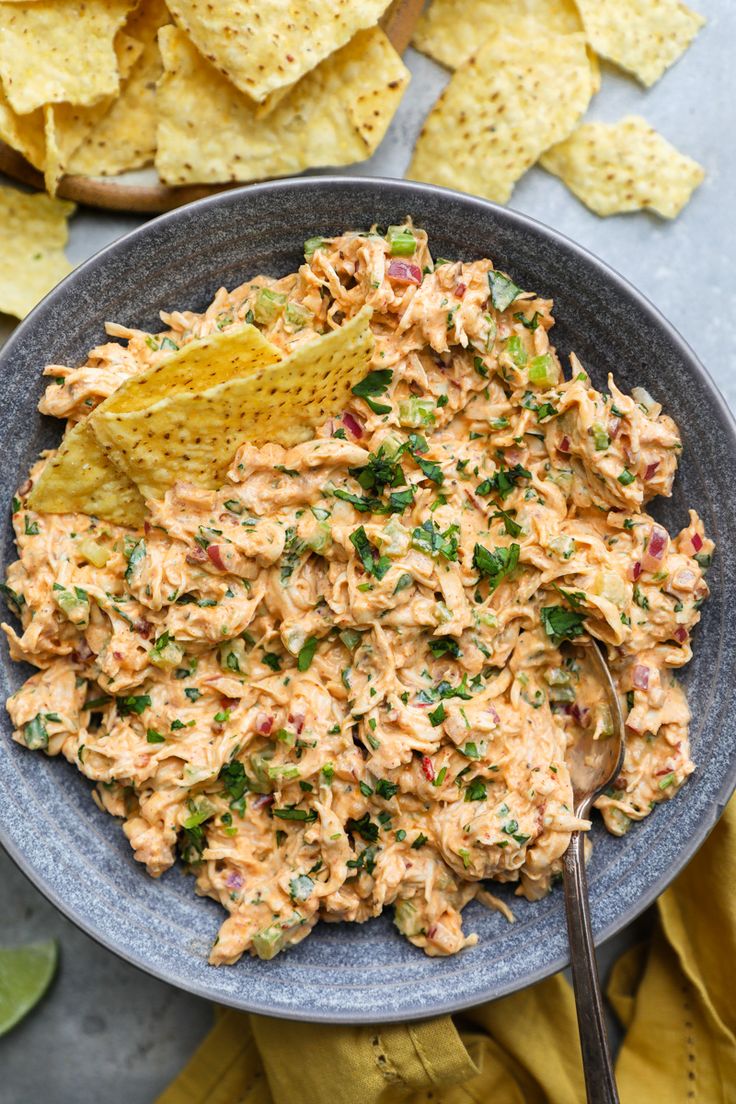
[563,640,626,1104]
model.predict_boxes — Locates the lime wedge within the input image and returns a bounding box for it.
[0,940,58,1037]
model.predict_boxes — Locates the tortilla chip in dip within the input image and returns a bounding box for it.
[27,321,281,522]
[27,421,146,527]
[408,29,595,204]
[91,308,375,500]
[155,25,409,185]
[0,186,74,320]
[164,0,392,106]
[540,116,705,218]
[105,324,282,413]
[574,0,704,87]
[0,0,136,115]
[68,0,170,178]
[413,0,582,70]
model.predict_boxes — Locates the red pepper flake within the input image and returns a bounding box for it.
[674,626,688,644]
[644,461,660,481]
[420,755,435,782]
[387,260,422,286]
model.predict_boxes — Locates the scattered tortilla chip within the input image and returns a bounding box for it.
[540,116,705,218]
[155,26,409,185]
[0,87,43,170]
[164,0,392,106]
[92,308,376,500]
[0,186,74,319]
[68,0,170,178]
[574,0,704,87]
[413,0,581,70]
[0,0,136,115]
[407,30,595,204]
[42,33,144,194]
[27,421,145,527]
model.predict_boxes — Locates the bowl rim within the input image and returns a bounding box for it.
[2,173,736,1022]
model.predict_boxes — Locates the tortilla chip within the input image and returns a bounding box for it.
[27,421,146,527]
[164,0,392,106]
[42,33,144,194]
[107,324,283,414]
[0,0,136,115]
[155,25,409,186]
[574,0,704,87]
[92,309,375,500]
[413,0,582,70]
[407,30,595,204]
[0,186,74,319]
[0,88,43,170]
[68,0,169,178]
[540,116,705,219]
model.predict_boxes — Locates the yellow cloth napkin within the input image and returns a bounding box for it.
[157,799,736,1104]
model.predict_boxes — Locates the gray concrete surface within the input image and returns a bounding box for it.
[0,2,732,1100]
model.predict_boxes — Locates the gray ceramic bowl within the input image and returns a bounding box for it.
[1,177,735,1023]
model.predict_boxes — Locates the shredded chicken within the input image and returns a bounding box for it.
[2,225,711,964]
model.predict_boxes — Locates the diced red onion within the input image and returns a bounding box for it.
[421,755,435,782]
[644,461,660,481]
[632,664,650,690]
[290,712,305,734]
[608,417,621,440]
[567,703,591,727]
[454,282,467,298]
[134,619,152,638]
[257,714,273,735]
[342,412,363,439]
[487,703,500,724]
[630,560,642,581]
[427,924,438,939]
[642,525,669,571]
[72,640,93,662]
[691,532,703,552]
[186,546,208,565]
[674,626,688,644]
[207,544,227,571]
[387,261,422,286]
[144,521,152,536]
[225,871,244,890]
[113,650,124,661]
[559,436,571,454]
[251,794,274,810]
[654,767,674,778]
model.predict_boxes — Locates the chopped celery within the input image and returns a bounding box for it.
[303,237,326,261]
[393,898,424,937]
[253,287,286,325]
[284,301,311,332]
[505,335,527,367]
[398,397,436,428]
[529,354,555,386]
[387,226,416,256]
[592,423,610,451]
[52,585,89,627]
[77,538,111,568]
[150,631,185,670]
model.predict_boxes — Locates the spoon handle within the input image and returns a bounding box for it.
[563,830,620,1104]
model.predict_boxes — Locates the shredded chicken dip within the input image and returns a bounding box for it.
[3,225,713,963]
